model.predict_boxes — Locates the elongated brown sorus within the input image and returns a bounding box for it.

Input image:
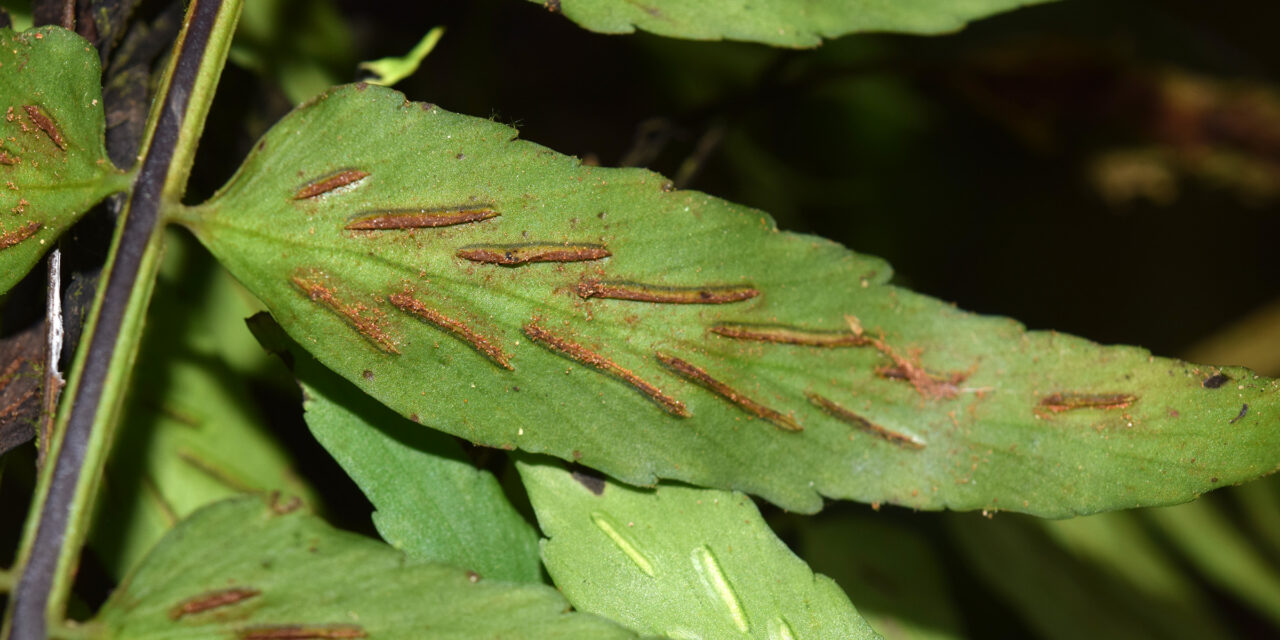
[347,207,498,230]
[293,169,368,199]
[0,222,41,250]
[458,243,610,265]
[388,291,513,370]
[1037,392,1136,414]
[237,625,367,639]
[0,151,18,165]
[291,271,400,354]
[806,393,924,449]
[523,321,688,417]
[865,336,967,400]
[655,352,800,431]
[169,587,261,620]
[710,323,870,347]
[578,279,759,304]
[23,105,65,150]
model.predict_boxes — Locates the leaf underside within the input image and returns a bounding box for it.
[520,460,880,639]
[188,83,1279,517]
[0,26,128,295]
[93,495,639,639]
[532,0,1058,47]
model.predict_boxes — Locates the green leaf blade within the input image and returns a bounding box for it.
[519,460,881,639]
[187,83,1280,518]
[94,495,640,639]
[296,335,542,583]
[533,0,1057,47]
[0,26,128,294]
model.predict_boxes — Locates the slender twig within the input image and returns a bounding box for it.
[3,1,241,637]
[37,247,64,470]
[57,1,75,31]
[673,121,727,189]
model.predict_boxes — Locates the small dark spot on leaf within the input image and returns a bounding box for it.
[362,370,374,380]
[268,492,302,515]
[572,450,582,460]
[1229,404,1248,424]
[410,414,420,423]
[355,82,369,91]
[456,153,465,160]
[511,386,519,392]
[466,570,481,583]
[1211,477,1219,483]
[1203,373,1230,389]
[570,467,606,495]
[545,0,562,12]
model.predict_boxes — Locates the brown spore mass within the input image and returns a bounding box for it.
[807,393,924,449]
[290,271,400,354]
[458,243,610,265]
[293,169,368,199]
[1037,392,1137,414]
[346,208,499,230]
[655,352,801,431]
[22,105,65,150]
[0,222,41,250]
[388,291,513,370]
[866,339,968,400]
[577,280,759,304]
[523,321,688,417]
[710,323,870,347]
[169,588,261,620]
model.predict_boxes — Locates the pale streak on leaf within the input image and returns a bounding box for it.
[591,511,656,577]
[692,545,749,633]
